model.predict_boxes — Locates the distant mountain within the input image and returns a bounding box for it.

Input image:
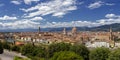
[90,23,120,32]
[45,23,120,32]
[0,23,120,32]
[44,27,90,32]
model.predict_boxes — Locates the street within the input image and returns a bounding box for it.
[0,50,26,60]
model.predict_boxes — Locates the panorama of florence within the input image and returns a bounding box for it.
[0,0,120,60]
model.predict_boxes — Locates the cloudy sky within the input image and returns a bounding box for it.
[0,0,120,29]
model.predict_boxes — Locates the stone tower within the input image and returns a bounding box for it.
[109,27,113,41]
[109,27,115,48]
[38,27,41,33]
[63,27,67,35]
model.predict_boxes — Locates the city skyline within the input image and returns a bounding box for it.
[0,0,120,30]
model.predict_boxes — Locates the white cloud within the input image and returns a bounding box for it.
[88,1,115,9]
[105,14,120,18]
[0,4,4,7]
[0,20,40,29]
[24,0,40,5]
[11,1,21,5]
[0,15,17,20]
[30,17,43,21]
[97,18,120,25]
[41,21,100,28]
[11,0,40,5]
[77,2,84,5]
[52,12,65,17]
[21,0,77,18]
[40,14,120,28]
[106,3,115,6]
[88,1,104,9]
[0,14,120,29]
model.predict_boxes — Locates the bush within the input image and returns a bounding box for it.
[70,44,89,60]
[31,46,45,58]
[89,47,110,60]
[28,56,43,60]
[107,48,120,60]
[2,42,11,50]
[0,42,3,54]
[21,44,45,59]
[50,51,84,60]
[21,44,35,55]
[14,56,31,60]
[48,42,71,58]
[11,45,20,52]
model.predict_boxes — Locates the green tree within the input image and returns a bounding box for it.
[48,42,71,58]
[31,46,45,58]
[50,51,84,60]
[14,56,31,60]
[21,44,35,56]
[21,44,45,60]
[70,44,89,60]
[89,47,110,60]
[0,42,3,54]
[11,45,20,52]
[2,42,11,50]
[107,48,120,60]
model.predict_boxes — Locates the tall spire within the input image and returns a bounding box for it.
[109,26,112,41]
[38,26,40,33]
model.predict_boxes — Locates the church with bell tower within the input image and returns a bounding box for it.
[109,27,115,48]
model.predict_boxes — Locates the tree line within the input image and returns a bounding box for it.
[0,42,120,60]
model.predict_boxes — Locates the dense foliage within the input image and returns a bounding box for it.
[89,47,110,60]
[21,43,89,60]
[48,42,71,57]
[70,44,89,60]
[1,42,120,60]
[14,56,30,60]
[0,42,3,54]
[107,48,120,60]
[11,45,20,52]
[21,44,45,60]
[2,42,11,50]
[50,51,83,60]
